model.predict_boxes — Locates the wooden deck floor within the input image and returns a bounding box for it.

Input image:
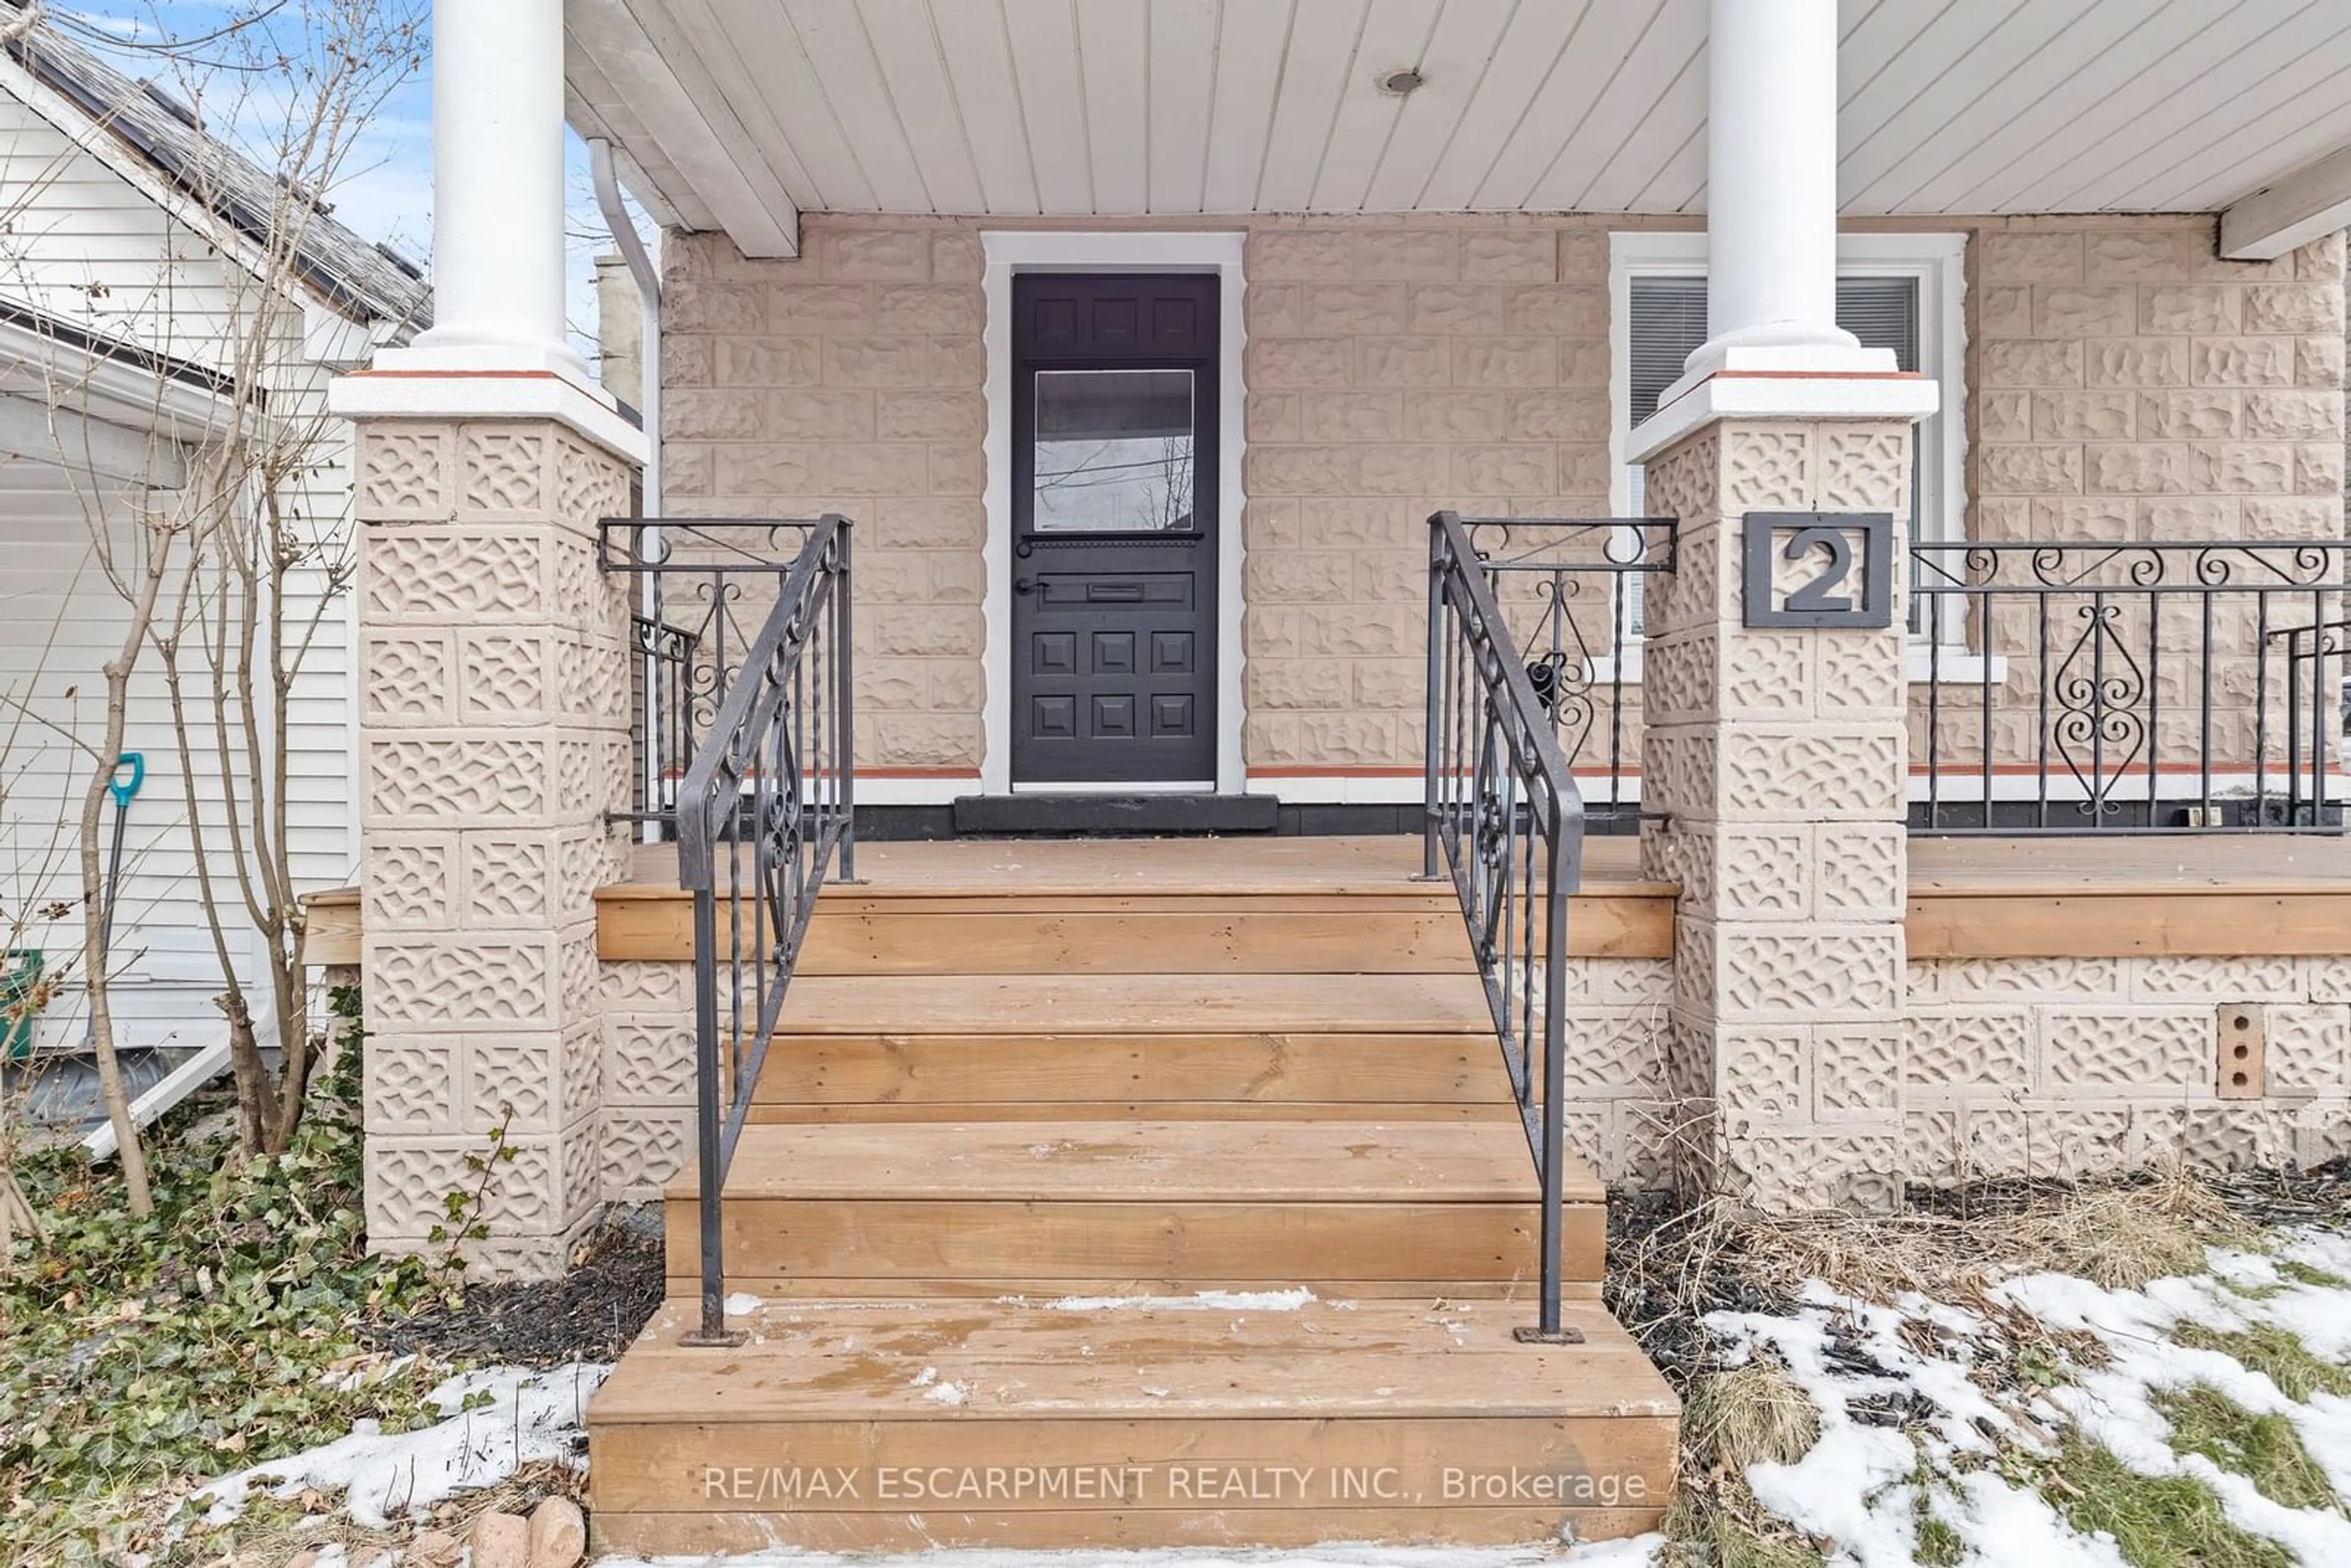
[623,832,1636,894]
[304,830,2351,968]
[623,828,2351,895]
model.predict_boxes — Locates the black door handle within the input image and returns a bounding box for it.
[1014,577,1040,593]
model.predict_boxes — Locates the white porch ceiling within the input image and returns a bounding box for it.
[566,0,2351,255]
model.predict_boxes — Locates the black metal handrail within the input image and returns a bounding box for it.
[600,519,823,835]
[1912,540,2350,834]
[672,515,855,1345]
[1422,509,1584,1342]
[1453,516,1678,830]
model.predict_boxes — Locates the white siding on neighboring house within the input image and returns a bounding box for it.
[0,94,244,359]
[0,92,361,1053]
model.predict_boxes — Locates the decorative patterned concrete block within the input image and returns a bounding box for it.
[1640,416,1914,1207]
[1906,1008,2034,1089]
[358,416,637,1280]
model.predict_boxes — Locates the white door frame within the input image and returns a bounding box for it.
[979,230,1248,797]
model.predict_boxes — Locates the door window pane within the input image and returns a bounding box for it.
[1032,369,1196,533]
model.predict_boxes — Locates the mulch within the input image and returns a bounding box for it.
[1604,1187,1797,1387]
[365,1208,667,1367]
[2208,1158,2351,1229]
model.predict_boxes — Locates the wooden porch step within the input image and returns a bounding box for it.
[768,970,1495,1035]
[595,836,1678,969]
[668,1119,1602,1298]
[752,969,1511,1120]
[587,1293,1678,1554]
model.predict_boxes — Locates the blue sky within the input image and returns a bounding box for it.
[56,2,647,361]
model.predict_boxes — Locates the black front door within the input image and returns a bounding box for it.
[1011,273,1218,787]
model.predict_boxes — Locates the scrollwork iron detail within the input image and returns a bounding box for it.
[1911,539,2351,835]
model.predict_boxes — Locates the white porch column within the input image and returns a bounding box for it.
[1630,0,1938,1210]
[1681,0,1879,381]
[410,0,579,374]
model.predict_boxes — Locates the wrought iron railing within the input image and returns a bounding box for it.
[1911,540,2350,834]
[1422,509,1584,1342]
[672,514,855,1345]
[599,519,822,834]
[1452,516,1678,830]
[626,613,698,830]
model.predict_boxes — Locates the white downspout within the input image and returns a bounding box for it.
[588,138,661,515]
[588,138,665,843]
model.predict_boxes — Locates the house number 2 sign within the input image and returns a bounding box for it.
[1742,511,1895,629]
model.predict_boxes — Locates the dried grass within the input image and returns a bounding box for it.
[1744,1169,2239,1302]
[1682,1360,1820,1471]
[1661,1361,1829,1567]
[1619,1168,2243,1351]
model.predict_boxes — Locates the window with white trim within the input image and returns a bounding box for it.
[1609,233,1968,642]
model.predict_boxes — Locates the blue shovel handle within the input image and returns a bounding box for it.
[108,752,144,810]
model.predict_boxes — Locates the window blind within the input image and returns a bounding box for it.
[1624,272,1930,637]
[1626,274,1922,419]
[1627,277,1708,425]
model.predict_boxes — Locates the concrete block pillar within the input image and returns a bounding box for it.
[1637,419,1918,1207]
[348,413,639,1276]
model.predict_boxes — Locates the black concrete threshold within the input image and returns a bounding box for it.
[856,801,1432,839]
[948,793,1282,836]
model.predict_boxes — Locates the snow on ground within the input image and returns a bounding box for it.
[1698,1223,2351,1567]
[194,1363,609,1529]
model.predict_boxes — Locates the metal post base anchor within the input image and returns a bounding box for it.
[680,1326,749,1349]
[1514,1325,1588,1346]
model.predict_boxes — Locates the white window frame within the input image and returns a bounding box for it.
[1607,230,1977,677]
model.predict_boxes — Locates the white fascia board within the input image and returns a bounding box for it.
[566,0,800,258]
[0,393,187,487]
[2220,143,2351,261]
[302,298,380,372]
[0,313,237,433]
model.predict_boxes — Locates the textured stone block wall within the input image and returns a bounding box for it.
[1906,956,2351,1179]
[662,214,2347,786]
[1239,217,1618,773]
[355,420,637,1277]
[661,213,1625,782]
[663,217,987,775]
[1922,219,2349,778]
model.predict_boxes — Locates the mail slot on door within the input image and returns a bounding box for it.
[1030,573,1194,609]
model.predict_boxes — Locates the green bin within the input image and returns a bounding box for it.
[1,950,45,1062]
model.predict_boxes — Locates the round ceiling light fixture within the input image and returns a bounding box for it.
[1377,67,1426,96]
